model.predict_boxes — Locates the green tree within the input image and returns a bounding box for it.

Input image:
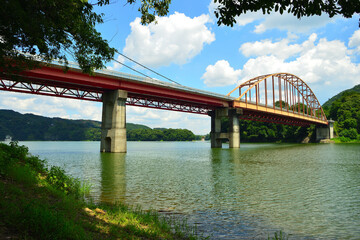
[213,0,360,27]
[1,0,171,74]
[326,92,360,139]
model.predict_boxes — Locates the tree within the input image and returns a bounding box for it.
[213,0,360,27]
[0,0,171,74]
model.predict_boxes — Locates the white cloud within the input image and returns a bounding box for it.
[349,29,360,53]
[123,12,215,68]
[251,12,337,33]
[127,106,210,134]
[208,1,337,33]
[226,32,360,102]
[0,92,102,121]
[107,55,126,70]
[202,60,241,87]
[240,33,317,60]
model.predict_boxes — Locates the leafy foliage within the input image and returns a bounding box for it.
[213,0,360,27]
[1,0,115,74]
[326,92,360,140]
[0,0,171,74]
[47,166,82,197]
[127,128,196,141]
[225,118,313,143]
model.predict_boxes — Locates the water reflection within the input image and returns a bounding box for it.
[100,153,126,203]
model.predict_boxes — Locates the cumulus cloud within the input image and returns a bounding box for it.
[221,32,360,102]
[349,29,360,53]
[123,12,215,68]
[127,106,210,134]
[107,55,126,71]
[202,60,241,87]
[208,1,337,33]
[0,92,102,121]
[240,33,317,60]
[251,12,337,33]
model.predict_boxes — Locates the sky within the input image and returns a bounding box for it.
[1,0,360,135]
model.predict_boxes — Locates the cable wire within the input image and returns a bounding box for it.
[112,58,154,79]
[114,50,181,85]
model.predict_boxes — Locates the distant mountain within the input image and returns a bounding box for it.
[322,84,360,108]
[0,109,149,141]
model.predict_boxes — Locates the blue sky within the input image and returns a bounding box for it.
[1,1,360,134]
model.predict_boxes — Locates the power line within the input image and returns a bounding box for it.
[114,50,181,85]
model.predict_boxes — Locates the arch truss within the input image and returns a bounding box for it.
[227,73,328,126]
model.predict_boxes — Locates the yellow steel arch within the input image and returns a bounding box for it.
[227,73,327,123]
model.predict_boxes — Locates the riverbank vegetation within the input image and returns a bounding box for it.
[0,110,199,142]
[0,142,200,239]
[323,91,360,142]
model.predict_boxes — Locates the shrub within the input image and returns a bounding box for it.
[46,166,81,198]
[339,136,351,142]
[339,128,358,139]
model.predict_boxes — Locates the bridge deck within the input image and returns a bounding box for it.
[0,61,328,126]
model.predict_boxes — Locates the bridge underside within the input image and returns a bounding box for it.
[0,78,215,115]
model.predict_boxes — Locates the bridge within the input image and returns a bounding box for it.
[0,62,333,152]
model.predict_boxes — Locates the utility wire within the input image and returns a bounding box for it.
[114,50,181,85]
[112,58,154,79]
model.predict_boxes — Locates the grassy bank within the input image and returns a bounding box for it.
[0,142,200,239]
[331,137,360,143]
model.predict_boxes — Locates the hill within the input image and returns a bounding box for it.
[326,91,360,141]
[0,110,149,141]
[0,110,197,142]
[322,84,360,108]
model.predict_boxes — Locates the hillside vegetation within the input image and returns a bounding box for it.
[322,84,360,108]
[0,110,196,141]
[324,91,360,141]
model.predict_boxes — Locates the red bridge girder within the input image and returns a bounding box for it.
[0,78,214,115]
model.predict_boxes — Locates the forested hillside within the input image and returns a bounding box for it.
[0,110,190,141]
[324,92,360,141]
[322,84,360,108]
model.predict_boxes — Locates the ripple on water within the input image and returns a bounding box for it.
[23,141,360,239]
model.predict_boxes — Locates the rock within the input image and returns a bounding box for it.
[301,136,310,143]
[319,139,335,143]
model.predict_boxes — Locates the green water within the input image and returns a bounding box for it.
[21,141,360,239]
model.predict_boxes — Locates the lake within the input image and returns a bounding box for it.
[20,141,360,239]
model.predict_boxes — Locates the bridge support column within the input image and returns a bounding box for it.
[100,90,127,153]
[316,120,334,142]
[209,108,242,148]
[210,108,223,148]
[229,110,240,148]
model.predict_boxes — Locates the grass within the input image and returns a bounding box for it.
[331,137,360,143]
[0,141,202,239]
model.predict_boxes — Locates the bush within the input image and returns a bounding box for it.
[0,142,28,176]
[339,136,351,142]
[339,128,358,139]
[46,166,81,198]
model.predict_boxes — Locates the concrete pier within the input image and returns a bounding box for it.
[100,90,127,153]
[229,110,240,148]
[316,120,334,142]
[210,108,242,148]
